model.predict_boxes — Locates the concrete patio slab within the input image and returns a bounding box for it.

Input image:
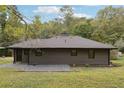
[0,64,71,72]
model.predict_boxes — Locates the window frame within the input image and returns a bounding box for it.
[88,49,95,59]
[35,49,43,56]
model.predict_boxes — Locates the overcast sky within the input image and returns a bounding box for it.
[17,5,123,23]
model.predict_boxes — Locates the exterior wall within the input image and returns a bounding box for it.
[14,49,29,64]
[26,48,109,65]
[22,50,28,63]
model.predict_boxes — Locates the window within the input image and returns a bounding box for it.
[35,49,43,56]
[88,49,95,59]
[71,49,77,56]
[24,49,29,55]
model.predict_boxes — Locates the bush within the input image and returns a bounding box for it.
[115,38,124,53]
[0,49,12,57]
[119,47,124,53]
[85,64,90,67]
[110,50,118,60]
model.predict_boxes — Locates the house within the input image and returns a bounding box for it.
[8,36,115,65]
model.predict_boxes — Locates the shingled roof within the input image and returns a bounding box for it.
[8,36,115,49]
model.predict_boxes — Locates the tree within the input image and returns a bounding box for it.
[0,11,7,32]
[92,6,124,45]
[42,19,63,38]
[60,6,74,33]
[114,38,124,52]
[1,5,124,48]
[0,5,25,46]
[0,6,7,42]
[72,23,93,39]
[29,15,42,39]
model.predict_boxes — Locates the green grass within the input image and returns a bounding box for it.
[0,57,12,64]
[0,56,124,88]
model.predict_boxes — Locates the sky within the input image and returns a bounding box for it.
[17,5,123,23]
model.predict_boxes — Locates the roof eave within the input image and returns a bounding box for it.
[7,47,117,49]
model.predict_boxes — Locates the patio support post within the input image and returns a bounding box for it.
[108,49,110,65]
[28,49,30,65]
[13,49,16,64]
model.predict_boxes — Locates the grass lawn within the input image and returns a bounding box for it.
[0,56,124,88]
[0,57,13,64]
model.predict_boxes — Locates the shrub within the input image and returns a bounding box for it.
[85,64,90,67]
[0,49,12,57]
[119,47,124,53]
[115,38,124,53]
[110,50,118,60]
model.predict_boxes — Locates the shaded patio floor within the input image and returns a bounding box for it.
[0,64,71,72]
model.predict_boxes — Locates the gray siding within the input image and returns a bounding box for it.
[25,48,109,65]
[22,50,28,63]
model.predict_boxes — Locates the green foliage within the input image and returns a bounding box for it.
[42,20,63,38]
[3,24,25,45]
[72,23,93,39]
[0,49,12,57]
[0,57,12,64]
[110,50,118,60]
[60,6,74,33]
[28,15,42,39]
[119,47,124,53]
[85,64,90,67]
[115,38,124,52]
[92,6,124,45]
[0,5,7,12]
[0,5,124,48]
[0,5,26,46]
[0,12,7,31]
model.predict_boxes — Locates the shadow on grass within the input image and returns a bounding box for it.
[111,63,123,67]
[70,61,123,68]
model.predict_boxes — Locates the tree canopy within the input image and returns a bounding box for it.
[0,5,124,50]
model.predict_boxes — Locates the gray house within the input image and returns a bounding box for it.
[9,36,115,65]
